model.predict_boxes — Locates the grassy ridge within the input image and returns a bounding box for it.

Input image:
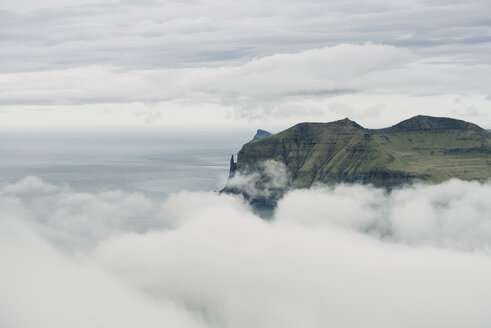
[234,116,491,189]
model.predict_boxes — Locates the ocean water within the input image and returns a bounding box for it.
[0,131,249,198]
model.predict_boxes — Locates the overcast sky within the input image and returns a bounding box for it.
[1,0,490,131]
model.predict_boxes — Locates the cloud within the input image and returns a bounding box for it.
[225,160,290,199]
[6,43,491,107]
[1,43,491,130]
[1,177,491,327]
[0,177,158,248]
[1,0,490,72]
[276,179,491,250]
[1,0,490,130]
[1,175,59,194]
[0,216,206,328]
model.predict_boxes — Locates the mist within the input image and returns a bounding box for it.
[1,177,491,327]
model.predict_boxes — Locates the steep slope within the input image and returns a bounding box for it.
[373,116,491,183]
[225,116,491,199]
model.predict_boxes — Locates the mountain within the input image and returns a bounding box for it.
[251,129,272,142]
[224,115,491,202]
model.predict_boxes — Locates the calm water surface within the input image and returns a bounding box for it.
[0,132,250,197]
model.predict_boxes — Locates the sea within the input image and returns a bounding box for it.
[0,131,250,198]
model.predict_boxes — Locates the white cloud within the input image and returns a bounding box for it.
[1,177,491,327]
[1,175,59,194]
[276,179,491,250]
[225,160,290,199]
[0,177,159,248]
[0,217,205,328]
[1,43,491,130]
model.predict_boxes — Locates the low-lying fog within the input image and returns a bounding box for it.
[1,175,491,328]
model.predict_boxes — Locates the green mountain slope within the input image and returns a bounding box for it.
[225,116,491,198]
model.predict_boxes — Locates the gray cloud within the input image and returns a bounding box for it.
[1,0,491,130]
[2,43,489,108]
[1,0,490,130]
[1,0,490,73]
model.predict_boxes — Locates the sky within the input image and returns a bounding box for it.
[1,0,491,132]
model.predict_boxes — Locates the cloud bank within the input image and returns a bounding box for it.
[2,0,490,71]
[2,43,490,131]
[1,0,491,130]
[1,176,491,327]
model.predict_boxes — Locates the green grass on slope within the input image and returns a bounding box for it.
[234,116,491,189]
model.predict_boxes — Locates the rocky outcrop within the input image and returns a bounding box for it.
[229,155,237,178]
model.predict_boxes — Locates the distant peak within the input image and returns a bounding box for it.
[251,129,272,142]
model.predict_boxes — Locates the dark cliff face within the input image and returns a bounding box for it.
[224,115,491,201]
[229,155,237,178]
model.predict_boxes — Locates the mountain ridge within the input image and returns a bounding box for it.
[223,115,491,202]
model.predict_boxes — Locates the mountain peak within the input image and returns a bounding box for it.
[292,118,362,131]
[339,117,361,127]
[387,115,479,132]
[251,129,272,142]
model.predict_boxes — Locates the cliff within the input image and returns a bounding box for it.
[223,115,491,201]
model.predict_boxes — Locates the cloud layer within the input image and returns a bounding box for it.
[1,0,491,130]
[2,43,491,130]
[1,177,491,327]
[2,0,490,71]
